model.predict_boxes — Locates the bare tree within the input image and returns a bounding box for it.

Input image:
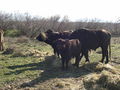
[0,12,120,37]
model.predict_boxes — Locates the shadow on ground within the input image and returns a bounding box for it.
[7,55,92,88]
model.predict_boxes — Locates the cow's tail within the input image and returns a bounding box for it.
[109,39,111,61]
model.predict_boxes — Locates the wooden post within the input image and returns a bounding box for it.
[0,29,4,51]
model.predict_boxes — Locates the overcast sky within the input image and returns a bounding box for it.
[0,0,120,22]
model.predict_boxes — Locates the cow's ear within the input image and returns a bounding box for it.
[40,32,47,41]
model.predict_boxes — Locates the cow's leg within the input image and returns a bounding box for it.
[83,50,90,62]
[74,53,83,67]
[100,49,105,63]
[100,46,105,63]
[104,45,109,64]
[53,49,57,56]
[100,46,108,63]
[105,49,109,64]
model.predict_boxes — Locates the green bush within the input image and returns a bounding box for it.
[4,29,22,37]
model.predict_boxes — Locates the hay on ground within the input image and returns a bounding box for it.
[83,62,120,90]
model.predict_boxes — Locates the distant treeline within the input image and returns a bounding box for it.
[0,12,120,37]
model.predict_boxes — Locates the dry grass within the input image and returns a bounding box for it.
[83,62,120,74]
[15,36,30,43]
[83,62,120,90]
[111,37,120,44]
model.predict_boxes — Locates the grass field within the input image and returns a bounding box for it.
[0,36,120,90]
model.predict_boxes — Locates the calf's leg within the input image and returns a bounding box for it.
[65,59,69,69]
[61,58,65,70]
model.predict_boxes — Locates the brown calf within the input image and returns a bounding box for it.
[53,38,82,70]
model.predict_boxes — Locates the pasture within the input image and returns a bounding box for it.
[0,36,120,90]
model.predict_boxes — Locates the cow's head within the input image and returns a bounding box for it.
[36,29,54,41]
[36,32,47,41]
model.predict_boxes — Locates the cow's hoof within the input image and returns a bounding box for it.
[85,60,90,64]
[72,64,79,68]
[100,60,104,63]
[105,61,109,64]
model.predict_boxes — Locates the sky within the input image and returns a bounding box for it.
[0,0,120,22]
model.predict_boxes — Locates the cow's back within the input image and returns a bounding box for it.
[70,29,100,50]
[96,29,111,46]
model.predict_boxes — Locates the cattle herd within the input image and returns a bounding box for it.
[36,28,111,70]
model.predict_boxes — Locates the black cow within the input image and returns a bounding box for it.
[36,29,72,56]
[53,38,82,70]
[70,28,111,64]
